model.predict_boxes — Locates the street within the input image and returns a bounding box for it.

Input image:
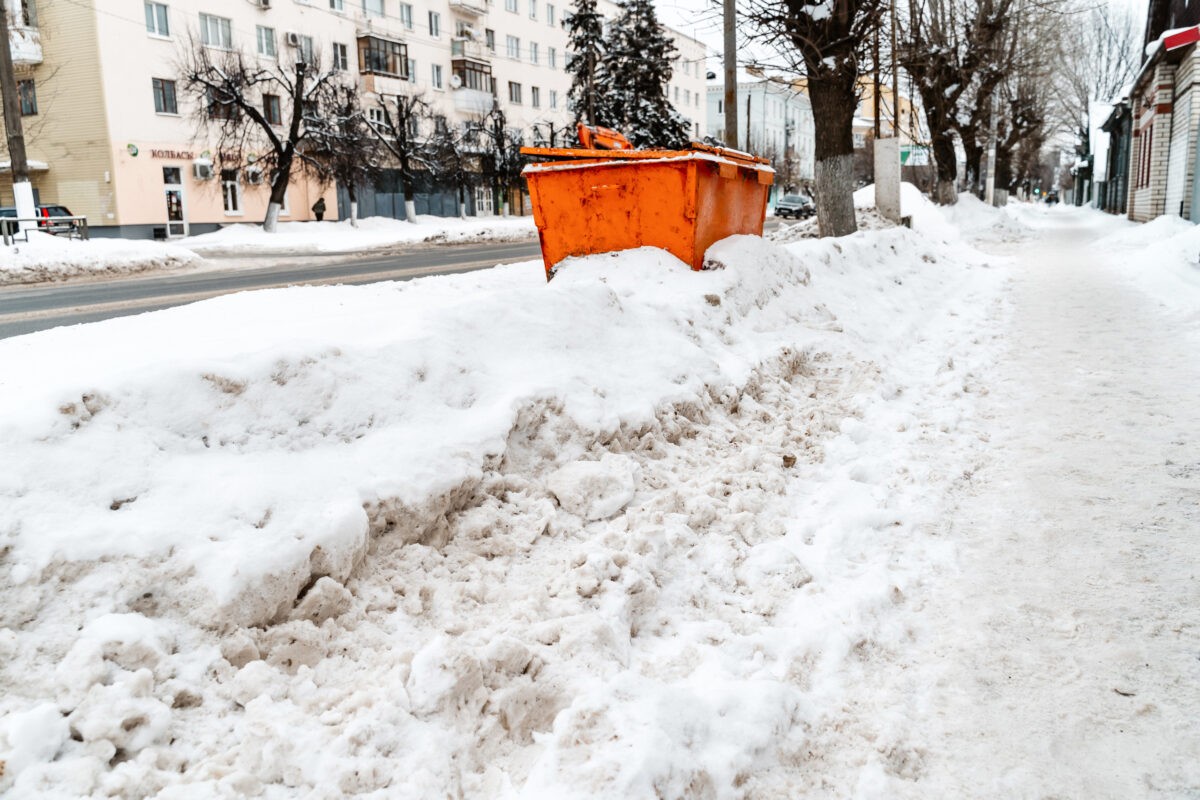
[0,239,543,339]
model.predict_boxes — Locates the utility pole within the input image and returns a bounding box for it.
[890,0,899,138]
[985,92,997,206]
[723,0,737,148]
[0,0,35,229]
[872,23,881,139]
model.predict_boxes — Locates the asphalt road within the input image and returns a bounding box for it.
[0,239,544,339]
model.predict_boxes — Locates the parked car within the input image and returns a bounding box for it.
[0,203,78,234]
[774,194,816,219]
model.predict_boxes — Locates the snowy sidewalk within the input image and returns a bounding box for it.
[847,212,1200,796]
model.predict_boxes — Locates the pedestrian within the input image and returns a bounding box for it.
[312,197,326,222]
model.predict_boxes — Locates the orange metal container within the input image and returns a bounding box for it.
[521,143,774,278]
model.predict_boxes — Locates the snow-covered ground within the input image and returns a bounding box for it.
[0,216,537,286]
[2,193,1197,798]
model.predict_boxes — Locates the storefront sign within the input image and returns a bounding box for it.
[150,149,195,160]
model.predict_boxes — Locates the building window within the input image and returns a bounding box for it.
[399,3,413,28]
[548,46,556,69]
[508,81,522,104]
[684,89,690,105]
[432,63,443,88]
[199,13,232,49]
[362,0,384,17]
[299,35,315,65]
[329,0,344,9]
[428,11,440,37]
[531,86,540,108]
[206,87,236,120]
[530,42,538,64]
[506,35,519,59]
[547,3,555,25]
[485,28,495,51]
[549,89,557,109]
[452,58,493,92]
[152,77,177,114]
[407,58,416,82]
[263,93,282,125]
[505,0,517,11]
[853,132,866,149]
[673,86,678,103]
[332,42,349,71]
[529,0,536,18]
[15,79,36,116]
[256,26,276,57]
[358,35,408,77]
[221,169,242,214]
[368,107,385,125]
[144,1,169,36]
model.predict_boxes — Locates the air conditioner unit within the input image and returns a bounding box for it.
[258,0,271,7]
[285,31,301,47]
[245,167,263,185]
[193,160,214,180]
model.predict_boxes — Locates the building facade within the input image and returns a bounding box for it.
[706,70,815,196]
[0,0,707,237]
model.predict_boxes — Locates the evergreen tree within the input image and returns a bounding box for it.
[603,0,689,148]
[565,0,609,127]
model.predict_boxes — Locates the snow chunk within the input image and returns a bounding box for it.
[547,454,638,521]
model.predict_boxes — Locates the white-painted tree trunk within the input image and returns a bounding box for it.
[13,180,36,232]
[458,201,466,219]
[814,154,857,238]
[350,201,359,228]
[264,202,282,233]
[404,199,417,222]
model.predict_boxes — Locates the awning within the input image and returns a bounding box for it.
[0,160,49,172]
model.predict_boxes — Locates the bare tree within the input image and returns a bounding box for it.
[470,106,526,217]
[367,92,442,221]
[743,0,887,237]
[309,84,382,227]
[179,41,349,231]
[1057,0,1139,134]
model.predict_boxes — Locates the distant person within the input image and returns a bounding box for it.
[312,197,326,221]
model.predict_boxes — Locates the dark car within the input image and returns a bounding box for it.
[0,203,78,234]
[1044,190,1059,206]
[775,194,816,219]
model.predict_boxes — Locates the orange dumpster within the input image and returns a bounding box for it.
[520,143,774,279]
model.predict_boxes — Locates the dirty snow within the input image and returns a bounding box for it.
[2,193,1198,798]
[0,231,199,285]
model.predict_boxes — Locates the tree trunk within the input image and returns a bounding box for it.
[808,75,858,237]
[350,200,359,228]
[960,127,982,197]
[264,202,282,232]
[404,199,417,221]
[930,130,958,205]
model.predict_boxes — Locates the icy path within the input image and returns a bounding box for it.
[873,214,1200,796]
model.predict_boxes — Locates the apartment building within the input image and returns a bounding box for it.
[707,70,815,192]
[0,0,705,237]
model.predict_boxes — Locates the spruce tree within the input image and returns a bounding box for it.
[603,0,689,148]
[565,0,609,127]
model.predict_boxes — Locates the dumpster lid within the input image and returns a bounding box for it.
[521,142,774,175]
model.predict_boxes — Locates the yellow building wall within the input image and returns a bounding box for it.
[0,0,116,223]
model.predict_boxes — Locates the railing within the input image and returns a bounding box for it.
[449,0,488,15]
[451,37,487,59]
[1,216,90,246]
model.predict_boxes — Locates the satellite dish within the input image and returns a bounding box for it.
[450,74,463,89]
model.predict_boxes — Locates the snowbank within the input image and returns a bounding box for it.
[1,231,199,285]
[1096,212,1200,315]
[184,214,537,256]
[0,219,1007,797]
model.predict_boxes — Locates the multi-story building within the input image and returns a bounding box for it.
[0,0,706,237]
[706,69,815,194]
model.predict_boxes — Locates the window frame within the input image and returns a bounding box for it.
[508,80,522,104]
[144,1,170,37]
[332,42,349,71]
[431,63,443,89]
[506,35,519,59]
[256,25,276,57]
[428,10,440,37]
[17,79,37,116]
[357,35,408,78]
[399,2,413,29]
[263,93,282,126]
[199,13,232,50]
[152,77,178,115]
[221,168,243,216]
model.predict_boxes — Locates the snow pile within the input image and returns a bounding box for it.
[0,221,1007,797]
[937,194,1032,244]
[1096,212,1200,314]
[184,214,537,256]
[1,231,199,285]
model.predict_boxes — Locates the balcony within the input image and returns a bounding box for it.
[8,24,41,66]
[451,37,487,60]
[449,0,488,16]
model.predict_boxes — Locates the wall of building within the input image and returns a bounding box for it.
[706,76,815,186]
[0,0,117,225]
[1129,62,1176,222]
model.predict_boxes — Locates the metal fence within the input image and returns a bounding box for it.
[1,216,89,246]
